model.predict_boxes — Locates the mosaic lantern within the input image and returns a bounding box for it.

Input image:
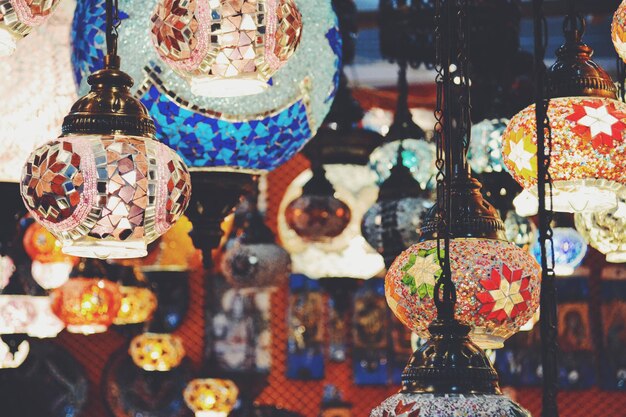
[0,0,64,56]
[0,256,15,290]
[612,0,626,63]
[51,260,122,334]
[113,286,158,325]
[129,332,185,371]
[386,238,541,349]
[23,221,77,289]
[503,210,536,249]
[575,191,626,263]
[531,227,587,277]
[503,21,626,214]
[183,378,239,417]
[150,0,303,98]
[284,166,352,242]
[0,0,76,183]
[222,209,291,289]
[278,164,385,279]
[0,295,64,338]
[71,0,340,173]
[468,118,510,174]
[0,336,29,369]
[502,97,626,213]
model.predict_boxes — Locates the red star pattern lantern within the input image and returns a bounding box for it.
[477,264,532,323]
[503,97,626,213]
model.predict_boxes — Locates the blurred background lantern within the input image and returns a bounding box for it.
[222,193,291,289]
[23,221,77,290]
[129,332,186,371]
[150,0,303,97]
[503,15,625,213]
[361,147,433,268]
[468,118,510,174]
[0,0,76,183]
[0,295,65,338]
[612,0,626,62]
[141,216,202,272]
[184,378,239,417]
[0,0,64,56]
[575,189,626,263]
[50,260,121,334]
[531,226,588,277]
[107,264,158,326]
[284,165,352,242]
[0,335,29,369]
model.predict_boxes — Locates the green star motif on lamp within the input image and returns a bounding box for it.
[401,248,442,299]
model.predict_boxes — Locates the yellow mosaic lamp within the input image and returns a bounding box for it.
[129,332,185,371]
[184,378,239,417]
[113,286,158,325]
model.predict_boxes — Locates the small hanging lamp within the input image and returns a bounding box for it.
[50,259,121,334]
[20,0,192,260]
[503,12,625,213]
[150,0,303,97]
[184,378,239,417]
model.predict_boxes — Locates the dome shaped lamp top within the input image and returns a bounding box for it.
[20,0,192,260]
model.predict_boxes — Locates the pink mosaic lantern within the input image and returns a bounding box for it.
[612,0,626,63]
[20,0,192,259]
[150,0,303,97]
[385,238,541,349]
[0,0,63,56]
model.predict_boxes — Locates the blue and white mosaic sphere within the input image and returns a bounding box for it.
[71,0,340,173]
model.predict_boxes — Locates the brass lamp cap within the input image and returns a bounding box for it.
[62,58,156,137]
[547,20,617,99]
[419,175,506,241]
[303,127,384,166]
[401,319,501,395]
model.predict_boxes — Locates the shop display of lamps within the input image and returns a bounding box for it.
[574,188,626,263]
[184,378,239,417]
[531,227,588,277]
[20,0,192,260]
[0,0,63,56]
[150,0,303,97]
[222,196,291,289]
[50,259,121,334]
[503,16,626,213]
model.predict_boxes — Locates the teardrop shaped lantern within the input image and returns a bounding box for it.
[150,0,303,97]
[20,0,192,259]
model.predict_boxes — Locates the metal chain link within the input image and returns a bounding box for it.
[534,0,558,415]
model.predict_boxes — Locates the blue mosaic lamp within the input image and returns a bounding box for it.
[531,227,588,277]
[71,0,340,173]
[70,0,340,264]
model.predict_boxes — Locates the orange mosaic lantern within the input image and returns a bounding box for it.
[129,332,185,371]
[50,277,122,334]
[113,286,158,325]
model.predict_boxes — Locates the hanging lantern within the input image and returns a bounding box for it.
[284,165,352,242]
[183,378,239,417]
[222,207,291,289]
[71,0,339,173]
[503,210,536,249]
[129,332,185,371]
[0,0,64,56]
[467,118,510,174]
[20,0,192,260]
[150,0,303,98]
[0,335,29,369]
[0,0,76,183]
[0,295,64,338]
[278,164,384,279]
[50,260,122,334]
[575,191,626,263]
[114,286,158,326]
[0,256,15,290]
[23,221,77,289]
[612,0,626,63]
[531,227,587,277]
[362,147,433,268]
[503,20,625,213]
